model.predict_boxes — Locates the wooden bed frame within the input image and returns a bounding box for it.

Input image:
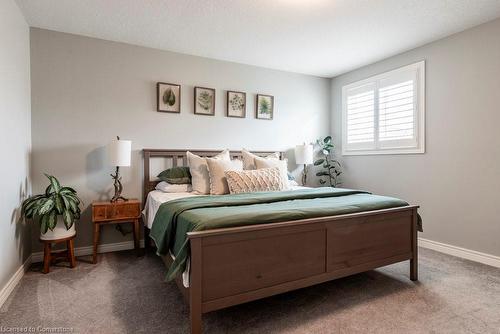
[143,149,419,334]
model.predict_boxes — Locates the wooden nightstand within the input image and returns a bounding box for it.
[91,199,141,264]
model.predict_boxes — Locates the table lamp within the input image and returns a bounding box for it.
[295,143,313,186]
[109,136,131,202]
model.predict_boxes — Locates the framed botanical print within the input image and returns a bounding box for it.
[226,91,246,118]
[194,87,216,116]
[157,82,181,113]
[256,94,274,120]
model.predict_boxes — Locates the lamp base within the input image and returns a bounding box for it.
[302,164,308,186]
[110,195,128,203]
[110,166,128,203]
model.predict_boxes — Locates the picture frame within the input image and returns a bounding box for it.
[226,91,246,118]
[157,82,181,113]
[194,86,216,116]
[256,94,274,120]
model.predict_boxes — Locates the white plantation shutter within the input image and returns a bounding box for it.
[342,61,425,155]
[345,83,375,149]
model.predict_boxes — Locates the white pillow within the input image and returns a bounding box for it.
[155,181,192,193]
[187,150,230,194]
[241,149,280,170]
[254,157,290,190]
[206,158,243,195]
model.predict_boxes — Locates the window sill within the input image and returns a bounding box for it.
[342,147,425,156]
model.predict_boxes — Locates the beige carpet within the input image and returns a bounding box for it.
[1,248,499,334]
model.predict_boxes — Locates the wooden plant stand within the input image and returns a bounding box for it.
[40,235,76,274]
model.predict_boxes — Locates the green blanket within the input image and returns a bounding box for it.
[150,187,413,280]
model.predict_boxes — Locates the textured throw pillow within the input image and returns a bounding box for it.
[206,158,243,195]
[225,168,286,194]
[155,181,192,193]
[187,150,230,194]
[241,149,280,170]
[254,157,290,190]
[157,166,191,184]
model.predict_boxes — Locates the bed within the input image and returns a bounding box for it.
[142,149,420,334]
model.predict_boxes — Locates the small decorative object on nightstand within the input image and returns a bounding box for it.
[91,199,141,264]
[295,143,313,186]
[108,136,132,202]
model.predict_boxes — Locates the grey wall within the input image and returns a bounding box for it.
[30,28,331,251]
[331,18,500,257]
[0,0,32,291]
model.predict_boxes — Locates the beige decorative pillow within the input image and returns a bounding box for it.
[225,168,286,194]
[206,158,243,195]
[241,149,280,170]
[254,157,290,190]
[187,150,230,194]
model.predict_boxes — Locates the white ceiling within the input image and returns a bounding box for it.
[16,0,500,77]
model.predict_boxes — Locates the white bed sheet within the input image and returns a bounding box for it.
[142,190,197,229]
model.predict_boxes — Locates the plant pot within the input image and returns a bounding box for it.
[40,216,76,241]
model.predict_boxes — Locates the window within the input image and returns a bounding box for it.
[342,61,425,155]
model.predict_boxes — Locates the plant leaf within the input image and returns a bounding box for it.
[21,195,44,213]
[60,187,77,194]
[313,159,325,166]
[55,195,64,214]
[66,197,78,213]
[47,210,57,231]
[40,214,50,234]
[316,171,329,177]
[44,174,61,193]
[163,88,176,106]
[63,209,74,229]
[45,184,54,196]
[323,136,332,143]
[65,193,81,204]
[37,198,54,215]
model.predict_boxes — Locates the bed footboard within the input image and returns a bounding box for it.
[186,206,419,334]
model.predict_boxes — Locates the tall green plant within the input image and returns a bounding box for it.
[314,136,342,187]
[21,174,81,234]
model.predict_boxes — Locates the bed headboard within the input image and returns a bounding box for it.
[142,149,284,205]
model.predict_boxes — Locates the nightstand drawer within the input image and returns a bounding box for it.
[93,206,107,220]
[107,204,140,219]
[92,200,141,222]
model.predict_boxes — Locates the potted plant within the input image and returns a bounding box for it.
[314,136,342,187]
[21,174,81,240]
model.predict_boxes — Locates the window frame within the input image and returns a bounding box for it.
[341,61,425,156]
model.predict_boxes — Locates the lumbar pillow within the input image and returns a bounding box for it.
[225,168,286,194]
[157,166,191,184]
[206,158,243,195]
[187,150,230,194]
[155,181,192,193]
[241,149,280,170]
[254,157,290,190]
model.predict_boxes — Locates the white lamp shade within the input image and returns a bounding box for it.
[109,139,131,167]
[295,144,313,165]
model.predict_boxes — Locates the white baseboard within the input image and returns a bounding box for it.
[0,256,32,309]
[31,239,145,263]
[419,237,500,268]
